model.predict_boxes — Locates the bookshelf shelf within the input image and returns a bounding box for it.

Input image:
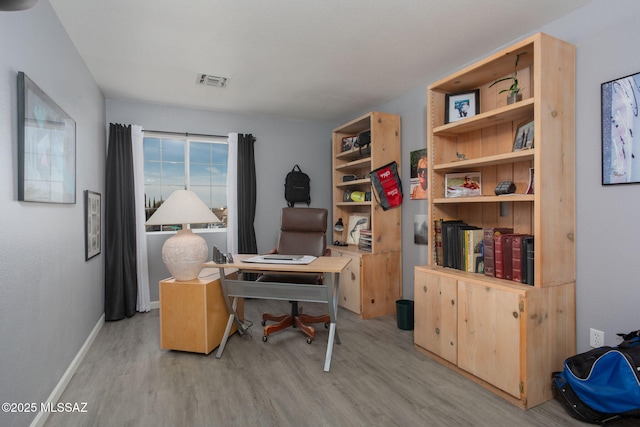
[331,112,402,319]
[414,33,576,410]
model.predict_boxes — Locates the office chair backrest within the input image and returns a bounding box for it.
[277,208,327,257]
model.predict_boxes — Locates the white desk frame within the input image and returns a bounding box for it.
[203,254,351,372]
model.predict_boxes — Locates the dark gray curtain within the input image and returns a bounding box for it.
[105,123,137,321]
[237,133,257,254]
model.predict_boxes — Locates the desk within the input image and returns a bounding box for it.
[203,254,351,372]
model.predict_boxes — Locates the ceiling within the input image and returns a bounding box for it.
[49,0,589,122]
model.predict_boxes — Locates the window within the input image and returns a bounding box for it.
[143,133,228,231]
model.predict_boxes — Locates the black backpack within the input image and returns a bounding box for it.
[284,164,310,207]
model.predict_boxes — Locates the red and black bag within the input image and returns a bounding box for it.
[369,161,403,210]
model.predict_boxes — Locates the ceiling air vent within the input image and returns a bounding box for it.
[196,73,228,88]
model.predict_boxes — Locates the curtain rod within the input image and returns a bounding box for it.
[143,129,228,139]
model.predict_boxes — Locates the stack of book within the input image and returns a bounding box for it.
[358,229,372,252]
[433,219,535,283]
[484,229,534,285]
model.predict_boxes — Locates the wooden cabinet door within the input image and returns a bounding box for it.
[334,251,361,314]
[457,280,523,398]
[414,270,457,364]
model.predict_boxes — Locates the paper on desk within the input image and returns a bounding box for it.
[242,255,317,264]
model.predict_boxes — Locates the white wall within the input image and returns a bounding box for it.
[106,99,336,301]
[0,2,106,426]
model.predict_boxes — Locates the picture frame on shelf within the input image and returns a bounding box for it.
[85,190,101,261]
[526,168,534,194]
[513,119,534,151]
[346,214,369,245]
[601,71,640,185]
[17,71,76,203]
[445,89,480,124]
[445,171,481,198]
[341,135,358,152]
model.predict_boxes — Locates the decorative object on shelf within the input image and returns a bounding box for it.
[601,71,640,185]
[445,89,480,124]
[410,149,428,200]
[445,172,482,198]
[346,215,369,245]
[513,119,534,151]
[342,189,370,202]
[494,181,516,195]
[341,135,357,152]
[145,189,221,281]
[333,218,347,246]
[526,168,535,194]
[356,130,371,157]
[17,71,76,204]
[489,53,522,104]
[456,151,467,160]
[84,190,101,261]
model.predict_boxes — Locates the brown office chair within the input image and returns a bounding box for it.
[259,207,330,344]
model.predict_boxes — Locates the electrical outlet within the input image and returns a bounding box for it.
[590,328,604,348]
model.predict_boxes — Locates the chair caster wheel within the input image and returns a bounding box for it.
[262,335,268,342]
[306,337,313,344]
[324,322,329,329]
[261,320,266,326]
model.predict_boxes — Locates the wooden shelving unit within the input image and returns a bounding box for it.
[414,33,576,409]
[331,111,402,319]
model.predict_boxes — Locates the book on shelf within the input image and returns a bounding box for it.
[512,234,532,283]
[440,220,465,268]
[465,229,484,273]
[483,228,513,278]
[358,229,372,252]
[494,234,506,279]
[433,219,444,266]
[524,236,535,285]
[458,226,481,271]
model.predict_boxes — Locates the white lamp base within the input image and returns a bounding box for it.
[161,229,209,281]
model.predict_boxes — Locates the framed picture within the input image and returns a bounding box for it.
[410,148,428,200]
[445,89,480,124]
[85,190,101,260]
[17,72,76,203]
[346,214,369,245]
[445,172,481,198]
[513,119,534,151]
[414,214,429,245]
[601,71,640,185]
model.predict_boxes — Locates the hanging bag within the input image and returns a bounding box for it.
[284,164,311,207]
[369,161,403,210]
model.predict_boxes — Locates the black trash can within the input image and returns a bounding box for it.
[396,299,414,330]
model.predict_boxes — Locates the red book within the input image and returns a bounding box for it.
[512,235,530,283]
[502,235,514,280]
[483,228,513,278]
[494,234,505,279]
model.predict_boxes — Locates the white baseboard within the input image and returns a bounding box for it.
[30,314,105,427]
[150,300,159,310]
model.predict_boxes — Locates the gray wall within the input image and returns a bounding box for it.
[2,1,640,425]
[0,2,106,426]
[106,99,336,301]
[370,0,640,352]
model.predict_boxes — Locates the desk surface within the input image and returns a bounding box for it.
[203,254,351,274]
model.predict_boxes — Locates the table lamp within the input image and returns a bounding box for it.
[145,189,220,281]
[334,217,347,246]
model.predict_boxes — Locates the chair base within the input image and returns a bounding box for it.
[262,302,329,343]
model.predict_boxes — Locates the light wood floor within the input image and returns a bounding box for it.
[44,299,629,427]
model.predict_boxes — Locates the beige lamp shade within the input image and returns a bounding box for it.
[145,190,220,281]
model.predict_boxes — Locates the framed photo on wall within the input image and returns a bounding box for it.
[445,89,480,124]
[85,190,101,260]
[601,71,640,185]
[17,71,76,203]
